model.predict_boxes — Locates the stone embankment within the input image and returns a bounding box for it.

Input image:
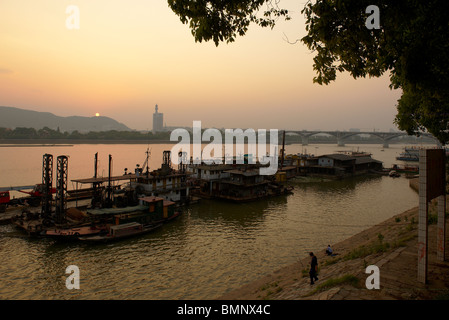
[218,196,449,300]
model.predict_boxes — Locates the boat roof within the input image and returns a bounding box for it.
[72,174,137,184]
[355,156,383,164]
[317,154,355,161]
[72,170,187,184]
[87,205,147,216]
[139,196,175,206]
[225,169,260,176]
[139,196,164,203]
[189,164,235,170]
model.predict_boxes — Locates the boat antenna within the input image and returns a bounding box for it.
[142,147,151,176]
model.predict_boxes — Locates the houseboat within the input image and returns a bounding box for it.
[130,151,191,204]
[277,152,318,179]
[304,153,383,179]
[186,155,293,202]
[187,163,234,199]
[216,169,293,202]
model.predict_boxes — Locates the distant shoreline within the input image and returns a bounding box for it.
[0,139,431,146]
[0,139,177,145]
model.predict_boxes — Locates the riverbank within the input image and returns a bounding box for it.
[218,196,449,300]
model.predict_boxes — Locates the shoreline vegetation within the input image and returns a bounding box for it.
[217,184,449,300]
[0,140,176,146]
[0,126,436,145]
[0,139,434,146]
[0,126,174,144]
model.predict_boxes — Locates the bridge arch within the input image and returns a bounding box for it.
[284,130,438,147]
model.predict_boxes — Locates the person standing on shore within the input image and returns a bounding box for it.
[309,252,318,285]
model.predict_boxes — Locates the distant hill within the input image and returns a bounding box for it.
[0,106,132,132]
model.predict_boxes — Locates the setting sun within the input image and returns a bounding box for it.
[95,113,100,117]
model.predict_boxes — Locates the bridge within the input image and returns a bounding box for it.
[285,130,440,148]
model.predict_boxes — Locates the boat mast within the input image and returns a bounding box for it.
[41,153,53,219]
[94,152,98,180]
[105,154,112,208]
[280,130,285,170]
[91,152,102,208]
[145,148,150,176]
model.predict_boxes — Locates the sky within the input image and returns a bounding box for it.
[0,0,402,132]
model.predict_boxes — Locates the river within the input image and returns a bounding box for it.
[0,143,425,299]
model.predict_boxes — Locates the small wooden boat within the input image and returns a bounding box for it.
[391,164,419,174]
[389,170,401,178]
[78,222,163,243]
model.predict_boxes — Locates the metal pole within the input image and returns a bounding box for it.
[107,154,112,207]
[146,148,150,176]
[55,155,68,223]
[94,152,98,179]
[41,154,53,218]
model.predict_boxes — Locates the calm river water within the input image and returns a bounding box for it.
[0,143,426,299]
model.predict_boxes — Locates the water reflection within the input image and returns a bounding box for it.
[290,174,383,193]
[195,197,287,223]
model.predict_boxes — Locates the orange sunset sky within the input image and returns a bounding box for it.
[0,0,402,131]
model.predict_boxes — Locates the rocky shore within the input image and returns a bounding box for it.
[218,196,449,300]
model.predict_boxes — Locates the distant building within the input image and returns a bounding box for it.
[152,104,163,133]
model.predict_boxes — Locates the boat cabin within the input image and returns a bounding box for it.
[215,169,271,201]
[131,172,189,202]
[112,196,177,226]
[140,196,176,218]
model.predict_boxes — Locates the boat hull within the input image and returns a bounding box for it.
[43,224,111,241]
[79,223,163,243]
